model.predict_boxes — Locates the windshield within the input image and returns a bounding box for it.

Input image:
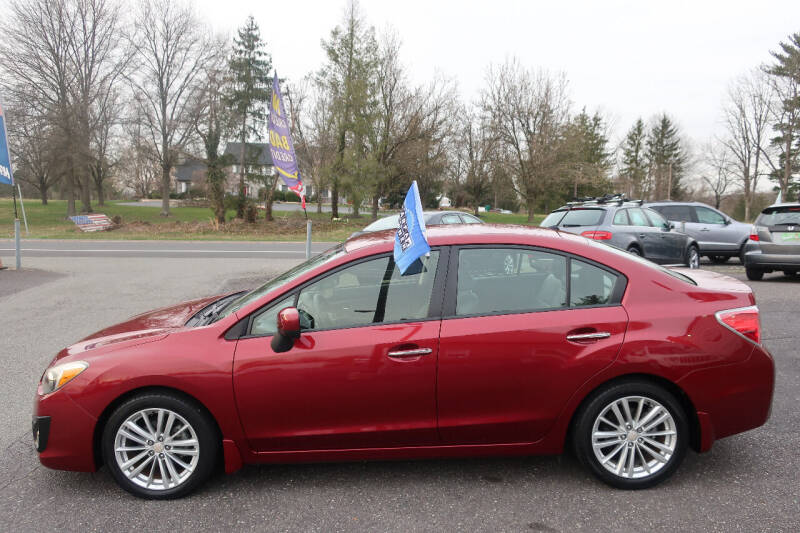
[542,208,605,227]
[213,244,347,321]
[363,214,400,232]
[756,205,800,226]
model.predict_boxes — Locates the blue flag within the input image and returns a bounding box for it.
[394,181,430,274]
[0,102,13,186]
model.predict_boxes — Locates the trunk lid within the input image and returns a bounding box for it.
[670,268,756,307]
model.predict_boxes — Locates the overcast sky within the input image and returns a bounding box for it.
[195,0,800,147]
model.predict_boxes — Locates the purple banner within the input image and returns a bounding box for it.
[269,73,305,205]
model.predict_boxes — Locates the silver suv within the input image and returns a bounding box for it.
[645,202,751,263]
[541,196,700,268]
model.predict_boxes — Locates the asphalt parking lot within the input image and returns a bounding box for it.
[1,254,798,532]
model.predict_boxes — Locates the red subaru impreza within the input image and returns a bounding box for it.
[33,225,774,498]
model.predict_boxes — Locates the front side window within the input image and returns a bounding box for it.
[694,206,726,225]
[441,214,462,224]
[461,214,483,224]
[250,296,295,336]
[295,252,440,331]
[643,208,668,228]
[456,248,568,316]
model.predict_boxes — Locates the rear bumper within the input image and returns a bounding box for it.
[743,249,800,270]
[677,343,775,451]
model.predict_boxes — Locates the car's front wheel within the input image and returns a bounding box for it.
[573,381,688,489]
[102,392,219,499]
[685,245,700,269]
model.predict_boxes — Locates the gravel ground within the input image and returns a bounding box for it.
[1,256,798,532]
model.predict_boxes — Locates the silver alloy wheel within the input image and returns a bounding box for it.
[591,396,678,480]
[113,408,200,491]
[688,247,700,269]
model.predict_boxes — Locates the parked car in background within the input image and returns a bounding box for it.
[350,210,483,238]
[541,197,700,268]
[645,202,751,263]
[33,224,774,498]
[741,203,800,280]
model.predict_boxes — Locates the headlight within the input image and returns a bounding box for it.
[39,361,89,395]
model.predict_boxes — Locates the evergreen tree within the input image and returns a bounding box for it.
[317,1,379,218]
[766,32,800,201]
[620,118,648,198]
[645,114,685,200]
[568,108,612,197]
[227,16,272,218]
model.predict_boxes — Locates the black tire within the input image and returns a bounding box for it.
[627,246,641,257]
[102,392,219,499]
[709,255,730,264]
[685,245,700,269]
[572,380,688,490]
[746,268,764,281]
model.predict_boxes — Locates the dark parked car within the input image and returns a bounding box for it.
[741,203,800,280]
[645,202,751,263]
[349,210,483,238]
[541,198,700,268]
[34,225,773,498]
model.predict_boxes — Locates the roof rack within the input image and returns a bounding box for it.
[566,194,642,207]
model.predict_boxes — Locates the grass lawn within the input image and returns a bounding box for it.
[0,198,545,241]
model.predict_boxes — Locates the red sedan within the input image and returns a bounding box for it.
[33,225,774,498]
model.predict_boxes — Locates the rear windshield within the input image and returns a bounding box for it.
[541,208,605,228]
[756,206,800,226]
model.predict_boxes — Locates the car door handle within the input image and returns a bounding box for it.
[387,348,432,358]
[566,332,611,341]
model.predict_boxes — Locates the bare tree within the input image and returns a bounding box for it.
[721,70,774,220]
[7,101,60,204]
[128,0,213,216]
[701,140,736,209]
[450,108,496,215]
[483,59,571,221]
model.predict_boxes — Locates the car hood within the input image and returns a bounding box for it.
[53,294,227,362]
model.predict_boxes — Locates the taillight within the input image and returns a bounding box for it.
[581,231,613,240]
[749,233,759,241]
[715,306,761,345]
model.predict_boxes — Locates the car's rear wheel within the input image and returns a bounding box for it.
[685,245,700,269]
[746,268,764,281]
[573,381,688,489]
[102,392,218,499]
[709,255,730,264]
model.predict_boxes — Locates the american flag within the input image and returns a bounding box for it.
[69,214,114,232]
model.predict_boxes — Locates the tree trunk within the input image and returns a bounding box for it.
[264,175,279,221]
[526,196,536,223]
[331,181,339,219]
[317,193,322,213]
[96,173,105,207]
[161,164,171,216]
[237,137,246,218]
[66,170,76,216]
[40,185,48,205]
[80,171,92,213]
[371,195,379,220]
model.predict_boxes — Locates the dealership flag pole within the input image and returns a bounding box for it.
[0,97,20,268]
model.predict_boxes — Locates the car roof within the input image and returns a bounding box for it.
[346,223,577,254]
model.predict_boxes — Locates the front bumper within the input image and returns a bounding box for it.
[33,391,98,472]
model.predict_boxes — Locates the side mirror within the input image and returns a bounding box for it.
[270,307,301,353]
[669,222,676,230]
[724,218,731,225]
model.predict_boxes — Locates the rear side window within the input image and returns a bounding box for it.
[441,214,462,224]
[756,206,800,226]
[461,214,483,224]
[570,260,620,307]
[456,248,567,315]
[557,209,605,227]
[454,247,623,317]
[694,207,726,225]
[627,208,651,227]
[613,210,630,225]
[655,205,695,222]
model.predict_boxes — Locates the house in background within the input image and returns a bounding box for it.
[174,160,208,194]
